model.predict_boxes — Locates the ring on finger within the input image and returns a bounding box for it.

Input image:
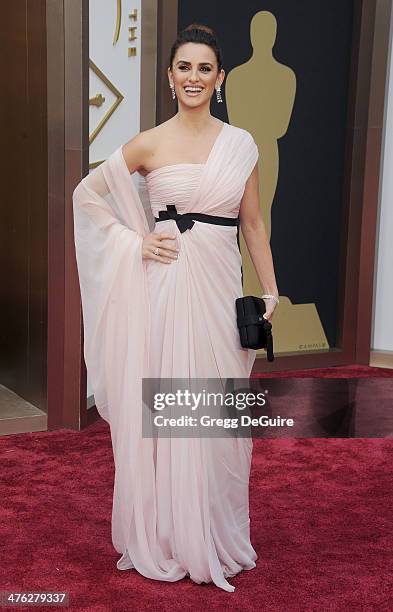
[153,247,160,256]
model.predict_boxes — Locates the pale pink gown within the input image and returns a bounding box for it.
[73,121,259,592]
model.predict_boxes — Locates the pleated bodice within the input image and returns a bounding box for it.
[145,163,204,217]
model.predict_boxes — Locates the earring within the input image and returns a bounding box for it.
[216,86,223,103]
[170,84,176,100]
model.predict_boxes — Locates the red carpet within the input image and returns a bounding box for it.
[252,364,393,378]
[1,418,393,610]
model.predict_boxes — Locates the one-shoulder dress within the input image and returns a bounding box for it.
[73,121,259,593]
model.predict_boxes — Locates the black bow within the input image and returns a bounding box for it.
[157,204,195,233]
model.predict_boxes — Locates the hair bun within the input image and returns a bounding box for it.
[184,23,216,37]
[170,23,223,71]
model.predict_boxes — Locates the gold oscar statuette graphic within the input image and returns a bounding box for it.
[226,11,329,355]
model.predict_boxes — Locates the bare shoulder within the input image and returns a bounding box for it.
[121,118,181,175]
[121,126,162,174]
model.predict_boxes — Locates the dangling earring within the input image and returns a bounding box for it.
[170,84,176,100]
[216,86,223,103]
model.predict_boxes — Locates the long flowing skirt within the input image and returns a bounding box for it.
[116,220,258,592]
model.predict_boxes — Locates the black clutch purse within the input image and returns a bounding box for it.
[235,296,274,361]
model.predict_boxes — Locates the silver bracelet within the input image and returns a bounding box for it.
[262,294,280,306]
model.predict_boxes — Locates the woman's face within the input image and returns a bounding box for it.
[168,42,224,108]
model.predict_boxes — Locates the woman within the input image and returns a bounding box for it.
[73,24,279,593]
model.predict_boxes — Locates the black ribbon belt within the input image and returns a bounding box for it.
[154,204,239,234]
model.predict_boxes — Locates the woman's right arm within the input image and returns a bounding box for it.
[121,131,152,175]
[121,132,179,265]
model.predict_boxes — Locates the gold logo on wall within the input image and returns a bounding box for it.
[89,59,124,145]
[226,11,329,356]
[113,0,121,45]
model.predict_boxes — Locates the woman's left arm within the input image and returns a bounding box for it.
[239,163,279,320]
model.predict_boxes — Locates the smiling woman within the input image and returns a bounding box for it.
[177,60,214,97]
[168,23,224,106]
[73,22,279,595]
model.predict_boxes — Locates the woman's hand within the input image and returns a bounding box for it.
[262,296,279,321]
[142,232,179,264]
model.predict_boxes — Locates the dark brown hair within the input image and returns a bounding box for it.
[169,23,223,72]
